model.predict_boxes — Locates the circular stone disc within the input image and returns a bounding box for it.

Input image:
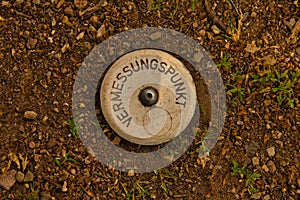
[100,49,197,145]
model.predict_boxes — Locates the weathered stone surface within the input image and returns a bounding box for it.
[23,171,34,182]
[267,146,275,157]
[0,170,17,190]
[24,111,37,120]
[15,171,25,182]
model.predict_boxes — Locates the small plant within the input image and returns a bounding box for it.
[121,180,150,200]
[188,129,210,155]
[229,85,245,102]
[55,151,78,165]
[64,152,77,164]
[231,161,261,194]
[64,118,78,139]
[217,54,246,104]
[151,0,164,10]
[134,181,150,199]
[217,53,233,71]
[250,69,299,108]
[154,169,176,195]
[191,0,198,11]
[27,182,39,200]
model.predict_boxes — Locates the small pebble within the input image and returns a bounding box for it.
[267,146,275,157]
[16,171,25,182]
[97,24,106,38]
[267,160,276,173]
[252,157,259,166]
[42,115,48,124]
[262,164,269,172]
[237,121,243,125]
[199,30,205,37]
[19,125,25,132]
[76,32,85,40]
[74,0,87,9]
[89,15,98,23]
[149,32,161,41]
[70,169,76,175]
[296,47,300,55]
[29,141,36,149]
[0,170,17,190]
[127,169,134,176]
[32,0,40,4]
[62,181,68,192]
[53,108,59,113]
[23,171,34,182]
[26,38,38,49]
[251,192,262,199]
[64,7,74,15]
[211,25,221,35]
[24,111,37,120]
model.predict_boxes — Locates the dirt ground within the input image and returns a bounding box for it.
[0,0,300,199]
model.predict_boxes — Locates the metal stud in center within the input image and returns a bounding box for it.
[139,87,159,107]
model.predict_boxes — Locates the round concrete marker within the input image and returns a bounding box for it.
[100,49,197,145]
[72,27,226,173]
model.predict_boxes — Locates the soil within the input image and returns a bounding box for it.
[0,0,299,199]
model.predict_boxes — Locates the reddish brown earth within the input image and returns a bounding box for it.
[0,0,299,199]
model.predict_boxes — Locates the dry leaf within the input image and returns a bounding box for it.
[197,152,210,169]
[2,160,12,174]
[262,55,277,66]
[19,154,29,172]
[245,41,260,54]
[8,153,21,170]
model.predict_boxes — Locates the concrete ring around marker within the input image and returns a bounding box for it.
[72,27,226,173]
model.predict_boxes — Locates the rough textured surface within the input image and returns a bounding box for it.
[0,170,17,190]
[0,0,299,199]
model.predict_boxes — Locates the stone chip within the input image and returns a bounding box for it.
[26,38,38,49]
[23,171,34,182]
[267,146,275,157]
[24,111,37,120]
[16,171,25,182]
[0,170,17,190]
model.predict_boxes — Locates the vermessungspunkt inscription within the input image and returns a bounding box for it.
[100,49,197,145]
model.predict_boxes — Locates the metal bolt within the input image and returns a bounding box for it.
[139,87,159,107]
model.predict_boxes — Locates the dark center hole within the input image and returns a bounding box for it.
[147,93,153,99]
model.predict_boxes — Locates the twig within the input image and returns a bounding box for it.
[229,0,243,41]
[14,10,32,19]
[42,175,62,188]
[204,0,231,35]
[79,0,105,17]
